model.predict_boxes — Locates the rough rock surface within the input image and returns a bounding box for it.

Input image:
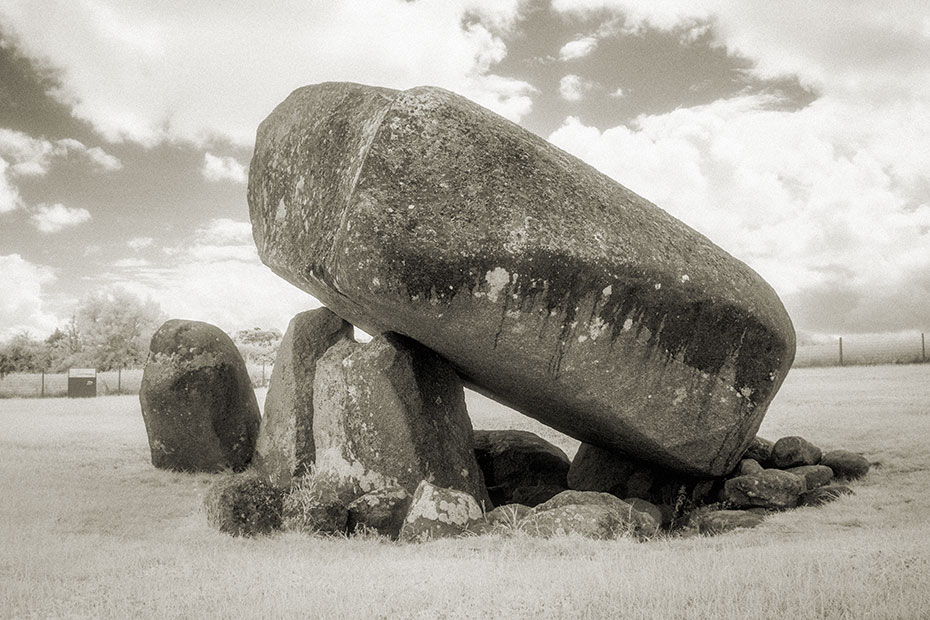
[738,458,764,476]
[346,486,412,539]
[722,469,805,510]
[312,333,488,504]
[625,498,664,526]
[509,484,565,508]
[399,481,483,542]
[786,465,834,490]
[204,473,284,537]
[528,504,641,540]
[248,82,796,476]
[771,436,822,469]
[567,442,716,507]
[820,450,870,479]
[743,436,774,465]
[473,430,570,505]
[253,308,353,486]
[530,490,658,539]
[695,509,764,535]
[140,319,260,472]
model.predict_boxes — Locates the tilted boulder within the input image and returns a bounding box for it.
[253,308,353,486]
[140,319,260,472]
[312,333,488,505]
[473,430,570,506]
[248,82,796,476]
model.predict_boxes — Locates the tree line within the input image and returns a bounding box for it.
[0,287,283,377]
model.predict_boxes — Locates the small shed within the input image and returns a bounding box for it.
[68,368,97,398]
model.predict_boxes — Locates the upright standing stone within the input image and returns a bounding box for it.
[312,332,489,504]
[248,82,796,476]
[140,319,260,472]
[252,308,353,486]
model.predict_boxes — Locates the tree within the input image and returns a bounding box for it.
[73,288,165,371]
[0,331,45,376]
[234,327,282,366]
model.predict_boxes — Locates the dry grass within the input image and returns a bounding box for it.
[2,365,930,619]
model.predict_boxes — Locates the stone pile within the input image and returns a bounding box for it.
[138,83,871,542]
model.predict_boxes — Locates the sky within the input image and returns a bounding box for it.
[0,0,928,343]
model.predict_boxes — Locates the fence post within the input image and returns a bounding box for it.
[839,337,844,367]
[41,371,45,398]
[118,367,122,395]
[922,333,926,363]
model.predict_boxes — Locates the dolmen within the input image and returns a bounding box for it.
[138,83,864,542]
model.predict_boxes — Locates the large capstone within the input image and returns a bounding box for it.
[248,82,796,476]
[252,308,353,486]
[140,319,260,472]
[312,332,489,504]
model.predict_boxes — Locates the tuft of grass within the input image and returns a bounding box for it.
[281,470,350,535]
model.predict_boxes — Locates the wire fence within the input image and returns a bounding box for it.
[794,332,928,368]
[0,363,271,399]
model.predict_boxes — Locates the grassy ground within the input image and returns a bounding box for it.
[2,364,929,619]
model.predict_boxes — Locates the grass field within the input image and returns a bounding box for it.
[2,364,929,619]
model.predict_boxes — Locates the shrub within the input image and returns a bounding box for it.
[203,472,284,537]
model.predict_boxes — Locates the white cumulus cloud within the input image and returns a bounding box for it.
[127,236,154,250]
[559,74,595,101]
[0,0,532,147]
[202,153,247,184]
[559,36,599,60]
[0,254,59,339]
[0,159,23,213]
[30,203,92,233]
[98,218,317,333]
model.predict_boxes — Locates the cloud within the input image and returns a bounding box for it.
[0,254,59,339]
[559,74,595,101]
[202,153,247,184]
[559,36,598,60]
[96,218,318,332]
[548,95,930,334]
[126,236,154,250]
[0,0,532,147]
[111,257,150,268]
[0,159,23,213]
[0,129,122,177]
[551,0,930,103]
[30,203,92,233]
[551,0,712,33]
[195,218,253,245]
[609,87,625,98]
[0,129,121,218]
